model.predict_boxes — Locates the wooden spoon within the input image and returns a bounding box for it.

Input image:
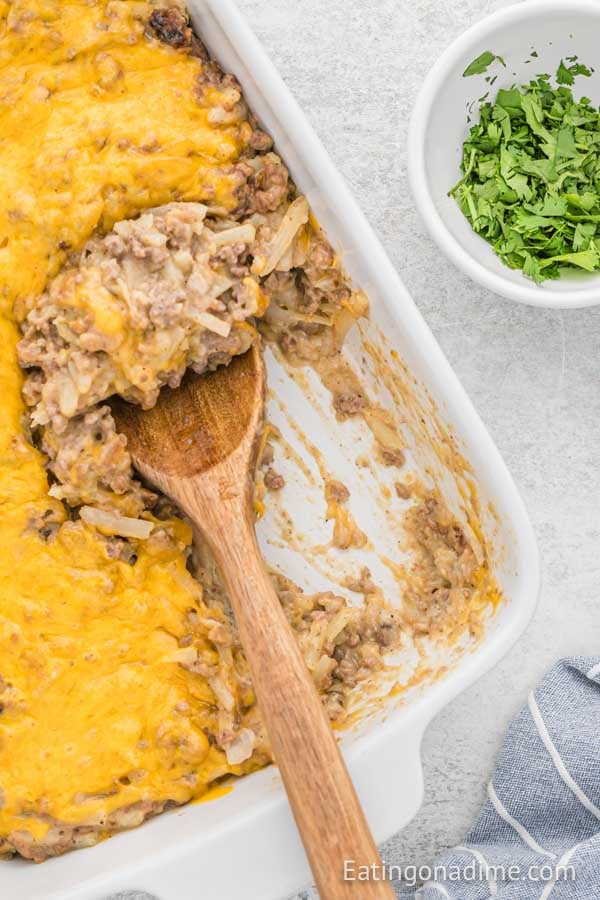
[111,342,395,899]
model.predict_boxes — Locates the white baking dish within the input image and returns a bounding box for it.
[2,2,540,899]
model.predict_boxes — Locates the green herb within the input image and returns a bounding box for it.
[556,58,593,85]
[463,51,505,77]
[449,58,600,283]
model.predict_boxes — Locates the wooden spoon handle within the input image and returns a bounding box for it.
[200,501,395,899]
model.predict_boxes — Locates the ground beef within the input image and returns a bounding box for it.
[274,576,402,721]
[300,236,352,313]
[325,480,350,503]
[26,507,62,543]
[395,482,412,500]
[343,567,377,595]
[277,324,339,362]
[248,129,273,152]
[264,468,285,491]
[148,8,193,49]
[234,156,291,216]
[41,405,152,514]
[380,448,406,468]
[333,391,368,418]
[213,242,251,279]
[197,59,231,87]
[403,496,480,637]
[105,536,138,565]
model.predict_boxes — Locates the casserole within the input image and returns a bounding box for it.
[1,1,540,898]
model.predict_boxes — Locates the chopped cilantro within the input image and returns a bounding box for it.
[449,58,600,283]
[463,51,505,77]
[556,58,593,85]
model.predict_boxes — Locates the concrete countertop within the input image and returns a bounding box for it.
[111,0,600,897]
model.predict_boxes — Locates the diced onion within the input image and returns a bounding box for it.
[208,675,235,712]
[325,608,355,643]
[162,647,198,665]
[80,506,154,539]
[332,308,357,345]
[208,223,256,247]
[224,728,255,766]
[252,197,310,277]
[209,273,235,298]
[195,312,231,337]
[58,379,79,418]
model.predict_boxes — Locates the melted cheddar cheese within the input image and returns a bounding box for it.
[0,0,260,847]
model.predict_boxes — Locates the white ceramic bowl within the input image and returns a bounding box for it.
[408,0,600,308]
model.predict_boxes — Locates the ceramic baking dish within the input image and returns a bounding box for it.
[1,2,540,898]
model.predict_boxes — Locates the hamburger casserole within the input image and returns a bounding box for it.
[0,0,499,861]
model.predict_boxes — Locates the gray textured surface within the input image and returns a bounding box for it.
[111,0,600,897]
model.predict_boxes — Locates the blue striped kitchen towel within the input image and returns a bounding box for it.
[396,656,600,900]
